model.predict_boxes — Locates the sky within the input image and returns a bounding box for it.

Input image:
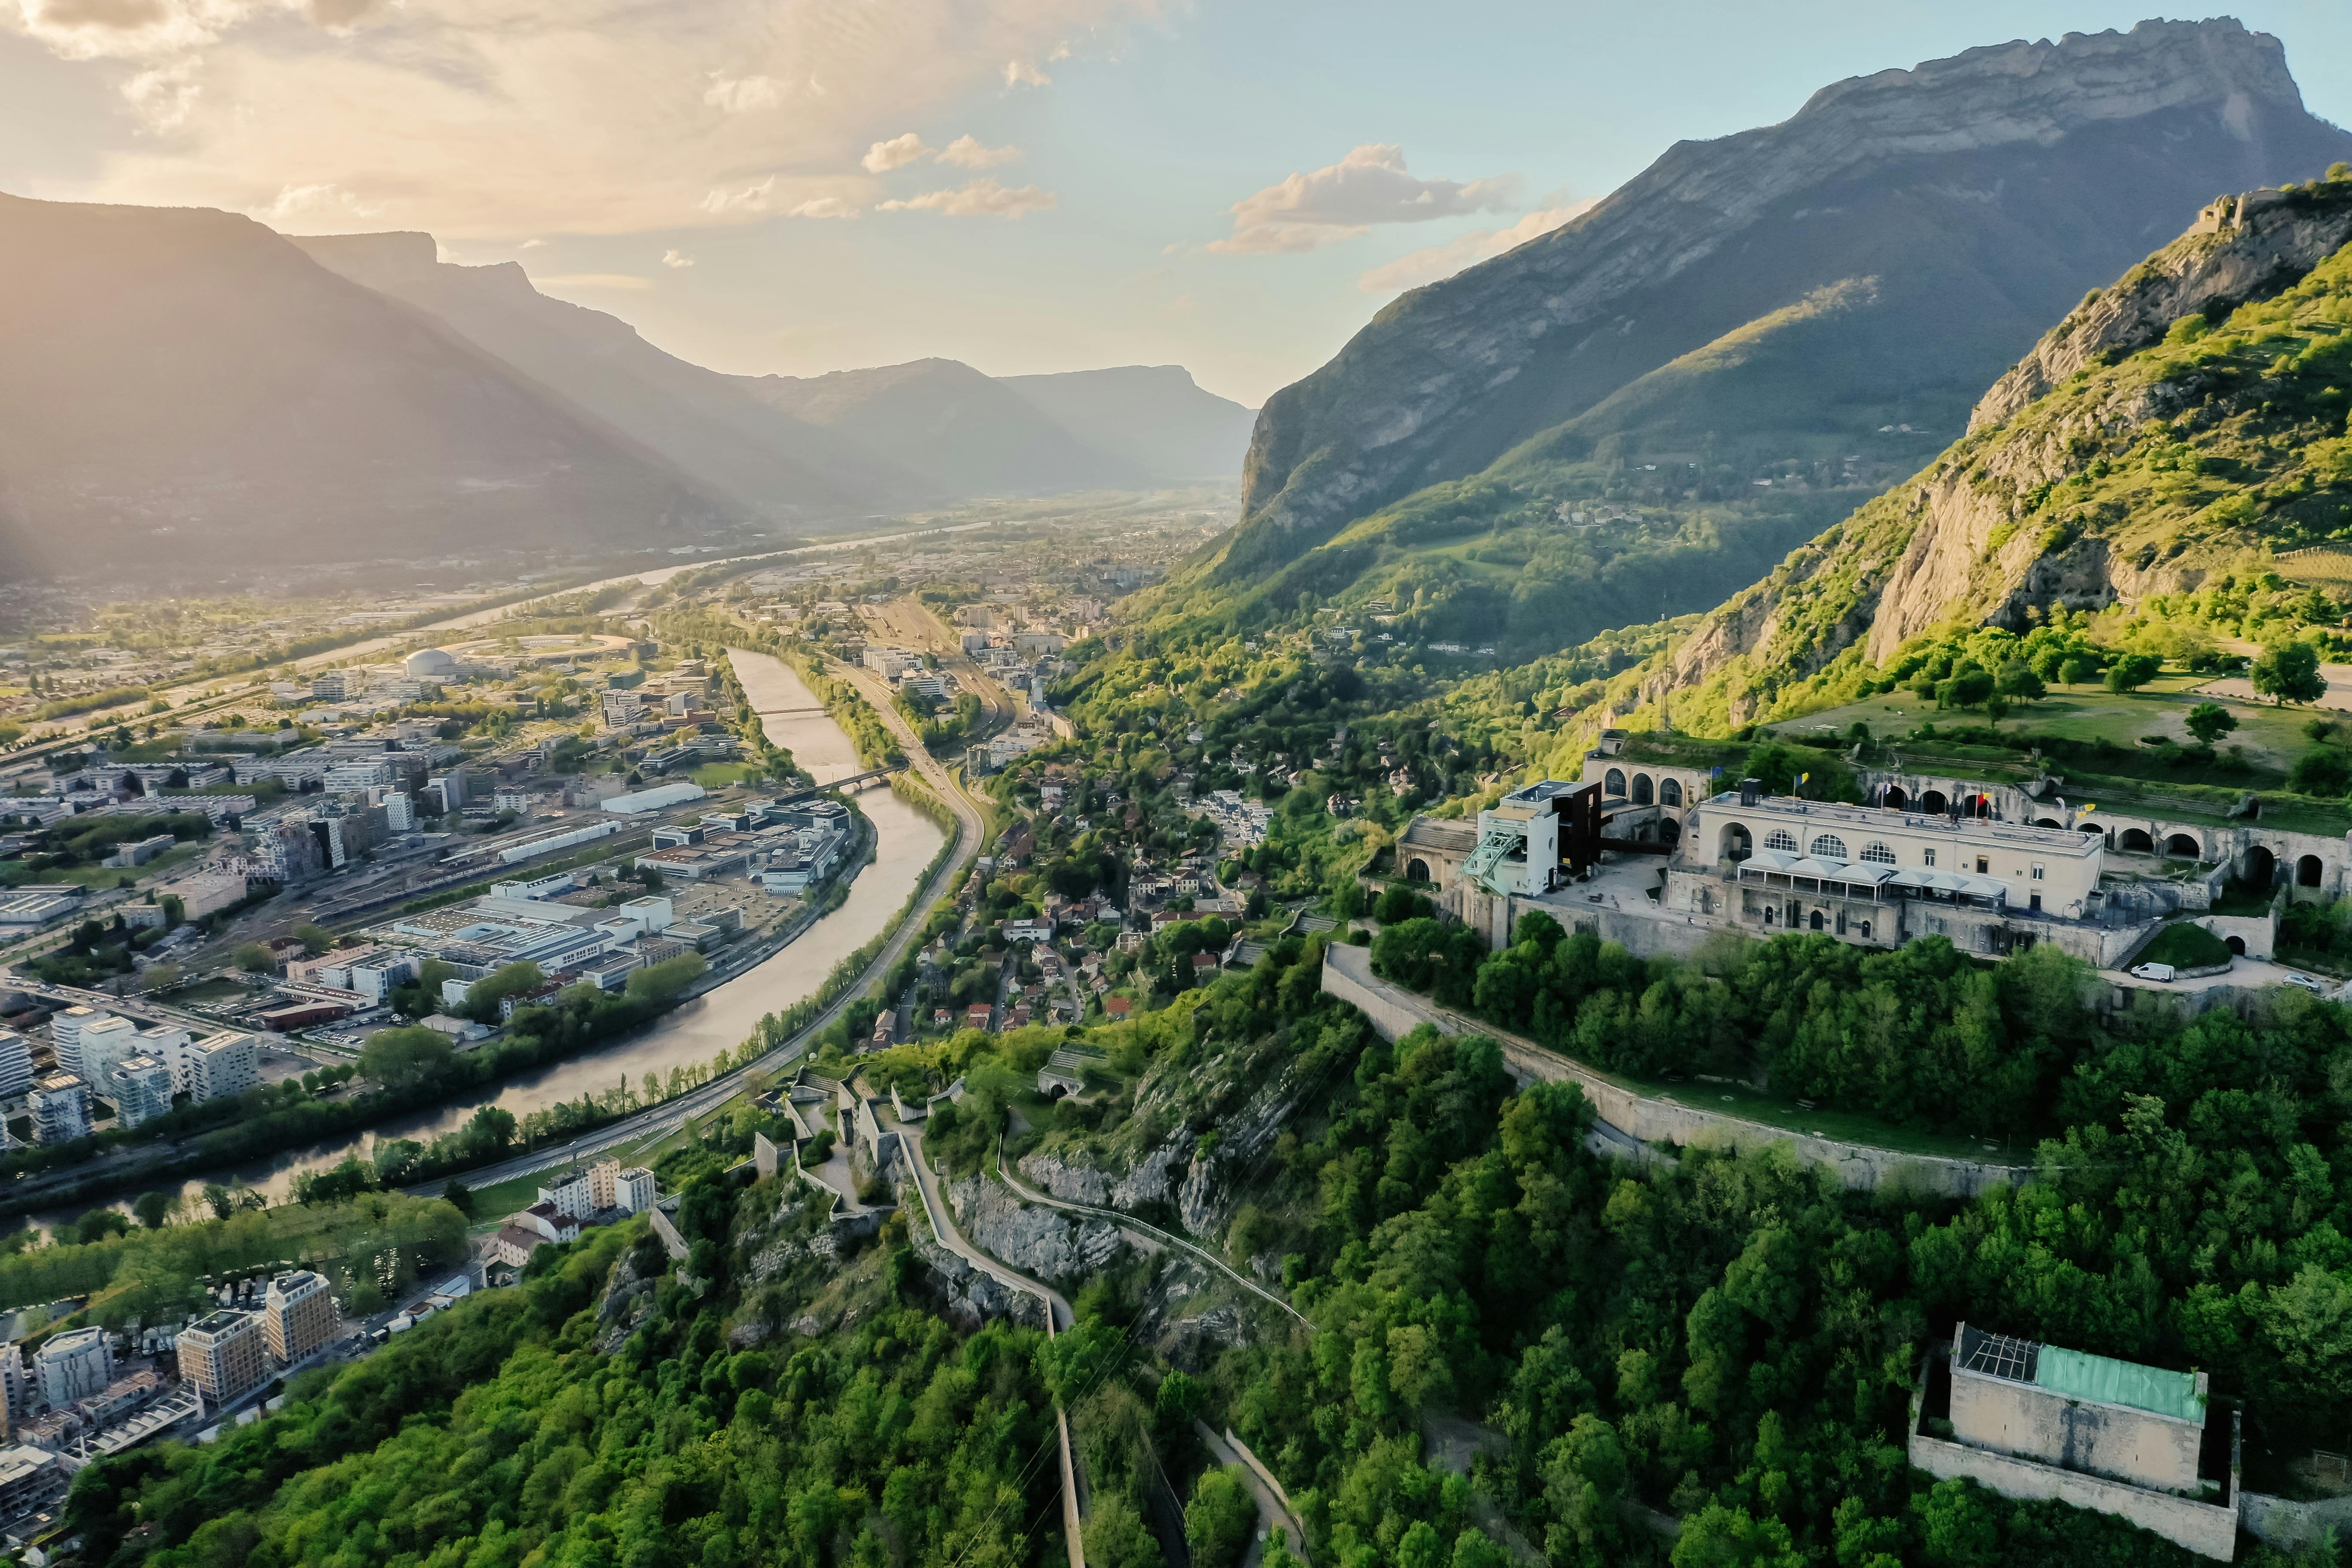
[5,2,2352,407]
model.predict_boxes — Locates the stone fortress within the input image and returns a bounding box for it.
[1393,731,2352,972]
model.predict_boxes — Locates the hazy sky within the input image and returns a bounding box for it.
[5,2,2351,405]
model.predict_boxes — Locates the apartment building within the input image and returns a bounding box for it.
[263,1271,339,1365]
[27,1075,89,1145]
[176,1311,267,1405]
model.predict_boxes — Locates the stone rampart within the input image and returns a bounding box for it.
[1322,943,2031,1197]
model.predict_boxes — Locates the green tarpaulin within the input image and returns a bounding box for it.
[2034,1344,2204,1422]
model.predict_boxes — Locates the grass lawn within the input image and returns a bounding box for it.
[692,762,768,788]
[18,840,209,891]
[1777,680,2324,774]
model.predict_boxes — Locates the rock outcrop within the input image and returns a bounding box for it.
[1224,19,2352,588]
[947,1176,1127,1282]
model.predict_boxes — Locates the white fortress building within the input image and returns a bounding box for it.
[1396,729,2352,971]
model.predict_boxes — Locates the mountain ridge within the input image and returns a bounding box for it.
[1216,18,2352,605]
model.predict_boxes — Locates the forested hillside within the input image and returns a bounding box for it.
[61,913,2352,1568]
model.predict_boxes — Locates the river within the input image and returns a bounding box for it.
[37,650,942,1224]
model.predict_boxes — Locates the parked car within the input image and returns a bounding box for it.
[2128,962,2176,983]
[2282,972,2326,994]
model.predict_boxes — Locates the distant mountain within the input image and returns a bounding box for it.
[292,233,939,520]
[734,359,1147,496]
[999,366,1256,480]
[0,194,735,576]
[1198,19,2352,655]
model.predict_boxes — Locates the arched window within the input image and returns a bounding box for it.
[1604,769,1626,798]
[2300,854,2324,888]
[1859,841,1896,865]
[1809,834,1847,860]
[1808,910,1825,931]
[1631,774,1654,805]
[1660,779,1683,807]
[1406,858,1431,882]
[1763,828,1798,853]
[1858,921,1872,940]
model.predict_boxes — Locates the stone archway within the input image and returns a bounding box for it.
[2035,818,2062,829]
[2243,845,2276,888]
[1406,858,1431,883]
[1883,786,1908,811]
[2165,833,2202,859]
[1632,774,1654,805]
[2120,828,2154,853]
[1719,823,1752,862]
[2300,854,2324,888]
[2226,935,2247,956]
[1808,910,1825,931]
[1920,790,1948,815]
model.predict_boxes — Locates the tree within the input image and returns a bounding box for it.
[2251,640,2327,705]
[1994,660,2045,703]
[201,1184,233,1220]
[131,1191,172,1230]
[463,961,547,1022]
[441,1181,476,1219]
[1183,1467,1258,1568]
[2103,653,2161,694]
[233,943,276,975]
[358,1026,455,1088]
[293,922,333,956]
[2289,748,2352,798]
[2184,702,2239,746]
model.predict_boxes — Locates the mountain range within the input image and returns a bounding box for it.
[0,208,1254,580]
[1170,18,2352,661]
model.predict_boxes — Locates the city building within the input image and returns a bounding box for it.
[106,1054,175,1130]
[105,833,177,868]
[26,1075,89,1145]
[613,1166,658,1214]
[263,1271,338,1365]
[588,1158,622,1212]
[0,1443,65,1525]
[0,1032,31,1099]
[176,1311,267,1405]
[178,1034,260,1103]
[0,1343,23,1433]
[542,1171,595,1221]
[1913,1322,2234,1559]
[599,782,706,815]
[33,1327,112,1408]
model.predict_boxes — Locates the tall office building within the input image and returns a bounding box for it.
[0,1031,31,1100]
[34,1326,112,1408]
[263,1272,338,1365]
[177,1311,266,1405]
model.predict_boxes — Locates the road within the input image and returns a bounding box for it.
[890,1118,1069,1330]
[403,662,986,1199]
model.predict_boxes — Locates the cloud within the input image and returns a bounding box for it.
[700,175,775,215]
[788,195,859,219]
[1355,201,1597,294]
[1003,58,1049,88]
[6,0,1149,236]
[662,248,694,268]
[861,132,929,173]
[518,237,545,249]
[1210,143,1521,255]
[937,134,1018,168]
[252,181,384,224]
[533,272,653,290]
[878,177,1054,218]
[703,72,784,113]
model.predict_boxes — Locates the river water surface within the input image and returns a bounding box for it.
[42,650,943,1221]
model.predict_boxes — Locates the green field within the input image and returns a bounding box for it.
[1774,676,2333,772]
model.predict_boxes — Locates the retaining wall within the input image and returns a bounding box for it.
[1322,944,2032,1198]
[1909,1431,2235,1560]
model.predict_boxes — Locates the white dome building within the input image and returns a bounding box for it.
[404,648,457,678]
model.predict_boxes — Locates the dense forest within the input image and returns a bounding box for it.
[60,929,2352,1568]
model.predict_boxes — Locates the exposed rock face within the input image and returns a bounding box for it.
[895,1172,1047,1330]
[1227,19,2352,583]
[1645,178,2352,722]
[947,1177,1127,1282]
[1020,1142,1179,1210]
[1971,187,2352,428]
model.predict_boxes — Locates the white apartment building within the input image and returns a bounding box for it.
[107,1054,176,1130]
[614,1167,658,1214]
[322,759,395,792]
[27,1075,89,1144]
[542,1170,595,1221]
[34,1327,112,1408]
[181,1034,260,1103]
[49,1008,122,1081]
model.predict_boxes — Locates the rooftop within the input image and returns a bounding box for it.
[1702,793,2101,857]
[1957,1324,2204,1424]
[184,1309,254,1338]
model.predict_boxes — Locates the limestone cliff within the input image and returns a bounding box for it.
[1628,176,2352,730]
[1221,19,2352,594]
